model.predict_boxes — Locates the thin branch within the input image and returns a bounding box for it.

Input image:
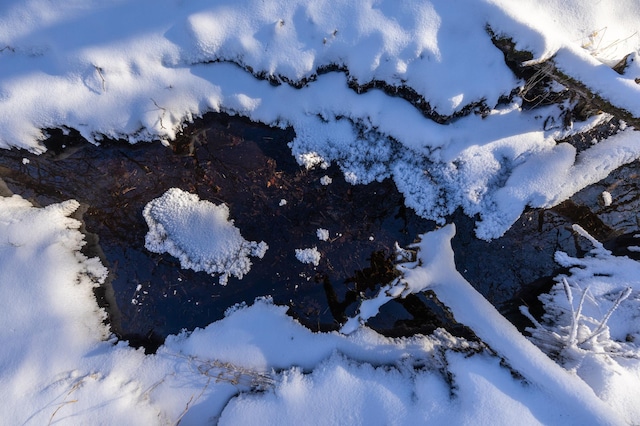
[580,287,632,346]
[94,66,106,92]
[48,400,78,426]
[150,98,167,130]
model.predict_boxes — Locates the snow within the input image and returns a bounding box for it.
[319,175,332,186]
[143,188,268,285]
[316,228,329,241]
[295,246,321,266]
[2,0,640,424]
[4,197,640,424]
[1,0,639,238]
[219,349,582,426]
[524,225,640,423]
[0,195,159,424]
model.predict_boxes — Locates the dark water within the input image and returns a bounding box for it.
[0,114,442,350]
[1,113,637,351]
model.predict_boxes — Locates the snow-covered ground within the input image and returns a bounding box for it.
[1,0,640,424]
[3,196,637,425]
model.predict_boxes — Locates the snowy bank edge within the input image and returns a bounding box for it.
[1,1,640,240]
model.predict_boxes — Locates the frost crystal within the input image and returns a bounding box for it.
[320,175,332,186]
[295,247,321,266]
[316,228,329,241]
[143,188,268,285]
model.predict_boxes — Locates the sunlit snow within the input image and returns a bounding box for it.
[1,0,639,238]
[1,0,640,424]
[143,188,268,285]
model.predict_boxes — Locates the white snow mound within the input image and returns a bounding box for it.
[143,188,268,285]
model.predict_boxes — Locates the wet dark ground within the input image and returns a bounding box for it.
[0,113,638,351]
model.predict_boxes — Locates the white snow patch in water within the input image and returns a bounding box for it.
[143,188,267,285]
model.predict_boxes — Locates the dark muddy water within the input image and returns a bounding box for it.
[1,113,637,351]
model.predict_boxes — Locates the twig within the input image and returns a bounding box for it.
[174,377,211,426]
[563,278,588,346]
[48,400,78,425]
[519,305,543,329]
[94,66,106,92]
[47,378,86,425]
[151,98,167,130]
[580,287,632,346]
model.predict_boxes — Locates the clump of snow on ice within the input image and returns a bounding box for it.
[320,175,332,185]
[316,228,329,241]
[601,190,613,207]
[143,188,268,285]
[295,247,321,266]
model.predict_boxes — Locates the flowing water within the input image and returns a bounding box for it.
[1,113,637,351]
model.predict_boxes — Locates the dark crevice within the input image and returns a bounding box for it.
[189,58,491,125]
[487,26,640,128]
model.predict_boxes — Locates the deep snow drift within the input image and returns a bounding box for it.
[1,0,640,424]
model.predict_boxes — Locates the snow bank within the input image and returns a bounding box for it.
[2,195,632,423]
[1,0,639,238]
[219,349,576,426]
[0,195,161,424]
[143,188,267,285]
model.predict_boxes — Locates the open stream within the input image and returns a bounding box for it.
[1,113,638,351]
